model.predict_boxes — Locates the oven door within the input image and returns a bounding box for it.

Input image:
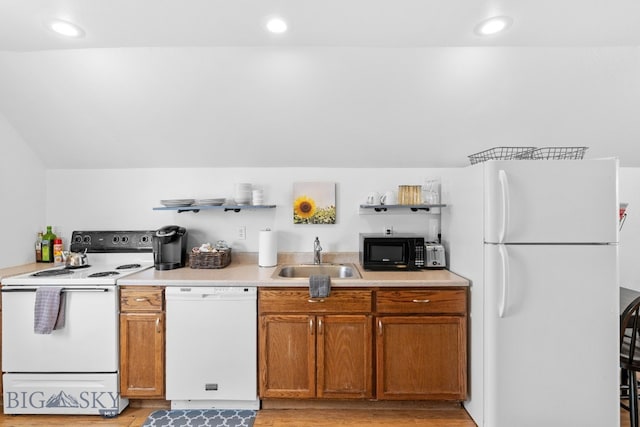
[2,285,119,373]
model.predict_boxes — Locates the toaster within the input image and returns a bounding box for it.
[425,243,446,269]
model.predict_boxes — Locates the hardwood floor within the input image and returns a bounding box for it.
[254,408,475,427]
[0,404,631,426]
[0,406,152,426]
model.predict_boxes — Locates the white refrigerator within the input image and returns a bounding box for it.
[442,159,620,427]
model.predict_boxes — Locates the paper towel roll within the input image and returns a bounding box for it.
[258,229,277,267]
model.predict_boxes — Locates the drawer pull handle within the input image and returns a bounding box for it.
[135,297,148,302]
[308,298,325,303]
[412,299,431,303]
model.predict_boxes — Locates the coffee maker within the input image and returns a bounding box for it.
[153,225,188,270]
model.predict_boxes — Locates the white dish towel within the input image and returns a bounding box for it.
[34,287,66,334]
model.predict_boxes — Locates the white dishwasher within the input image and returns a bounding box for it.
[165,286,259,410]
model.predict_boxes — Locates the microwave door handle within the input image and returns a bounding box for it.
[498,244,509,318]
[498,169,510,244]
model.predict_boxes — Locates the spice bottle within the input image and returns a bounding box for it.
[41,226,57,263]
[35,232,43,262]
[53,238,63,264]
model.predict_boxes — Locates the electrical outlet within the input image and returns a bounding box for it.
[238,226,246,240]
[384,226,393,235]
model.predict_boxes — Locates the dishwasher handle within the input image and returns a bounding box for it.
[165,286,257,301]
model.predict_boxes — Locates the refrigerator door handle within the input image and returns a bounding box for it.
[498,244,510,318]
[498,169,510,243]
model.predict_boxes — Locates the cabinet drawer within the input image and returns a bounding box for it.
[259,288,372,313]
[376,289,466,315]
[120,287,164,312]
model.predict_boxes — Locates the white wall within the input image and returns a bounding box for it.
[0,113,45,268]
[1,47,638,169]
[46,167,454,254]
[620,167,640,291]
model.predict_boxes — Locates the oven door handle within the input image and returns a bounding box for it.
[1,287,110,293]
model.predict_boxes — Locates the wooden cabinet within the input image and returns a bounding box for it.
[258,289,373,399]
[375,289,467,400]
[119,286,165,398]
[258,286,467,402]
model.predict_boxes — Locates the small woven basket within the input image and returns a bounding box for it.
[189,248,231,269]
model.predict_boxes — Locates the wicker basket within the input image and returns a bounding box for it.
[468,147,536,165]
[189,248,231,269]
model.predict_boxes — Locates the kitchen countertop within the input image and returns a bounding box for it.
[118,252,469,287]
[0,253,469,288]
[0,262,55,281]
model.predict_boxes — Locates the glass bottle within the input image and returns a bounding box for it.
[35,232,43,262]
[41,226,57,263]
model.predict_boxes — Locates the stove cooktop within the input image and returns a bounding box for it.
[3,230,156,286]
[3,262,154,286]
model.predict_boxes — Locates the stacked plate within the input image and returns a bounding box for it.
[194,198,226,206]
[161,199,195,207]
[234,183,252,205]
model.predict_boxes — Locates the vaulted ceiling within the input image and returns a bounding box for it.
[1,1,639,168]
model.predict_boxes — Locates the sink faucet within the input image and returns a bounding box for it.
[313,236,322,264]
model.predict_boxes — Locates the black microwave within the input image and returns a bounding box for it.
[359,233,425,271]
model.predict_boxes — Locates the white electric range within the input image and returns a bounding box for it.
[1,230,155,417]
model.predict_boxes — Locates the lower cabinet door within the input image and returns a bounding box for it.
[317,315,373,399]
[376,315,467,400]
[259,314,316,398]
[119,312,165,398]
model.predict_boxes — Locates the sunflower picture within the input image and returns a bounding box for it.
[293,182,336,224]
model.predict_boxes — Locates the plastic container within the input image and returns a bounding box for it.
[53,238,63,264]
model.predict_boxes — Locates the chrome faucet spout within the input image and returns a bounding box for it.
[313,236,322,264]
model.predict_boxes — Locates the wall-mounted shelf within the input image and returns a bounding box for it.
[359,204,446,213]
[153,205,276,214]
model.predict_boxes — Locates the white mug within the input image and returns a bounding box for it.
[366,192,380,205]
[380,191,396,205]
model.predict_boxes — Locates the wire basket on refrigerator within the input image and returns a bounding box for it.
[468,146,589,164]
[518,146,588,160]
[468,147,536,165]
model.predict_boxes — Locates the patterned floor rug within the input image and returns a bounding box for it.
[142,409,257,427]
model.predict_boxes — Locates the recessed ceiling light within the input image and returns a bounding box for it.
[48,19,85,38]
[474,16,513,36]
[265,17,288,34]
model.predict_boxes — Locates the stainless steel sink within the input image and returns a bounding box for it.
[272,263,361,279]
